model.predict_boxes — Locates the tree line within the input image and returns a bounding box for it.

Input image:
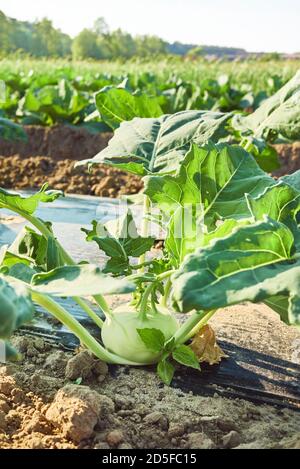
[0,10,250,60]
[0,12,169,59]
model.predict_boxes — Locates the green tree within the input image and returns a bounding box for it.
[135,35,167,56]
[106,29,136,59]
[0,11,10,53]
[93,17,109,35]
[32,19,71,57]
[72,29,102,60]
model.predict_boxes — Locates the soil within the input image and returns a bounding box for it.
[0,125,112,162]
[273,142,300,178]
[0,155,143,198]
[0,125,143,197]
[0,127,299,197]
[0,304,299,450]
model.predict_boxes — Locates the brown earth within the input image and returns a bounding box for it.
[0,125,112,161]
[0,125,144,197]
[0,156,143,198]
[0,304,299,450]
[0,126,299,197]
[273,142,300,177]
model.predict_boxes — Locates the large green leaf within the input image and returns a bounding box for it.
[240,137,280,172]
[0,223,64,271]
[172,219,300,325]
[280,170,300,192]
[31,264,135,296]
[247,182,300,234]
[95,84,163,130]
[144,143,275,264]
[9,227,48,266]
[233,71,300,140]
[77,110,232,175]
[145,143,274,225]
[0,184,63,215]
[0,276,34,338]
[264,295,290,324]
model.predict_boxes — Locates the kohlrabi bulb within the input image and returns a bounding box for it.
[101,304,179,364]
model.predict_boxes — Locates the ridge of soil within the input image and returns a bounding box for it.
[273,142,300,177]
[0,126,299,196]
[0,125,112,161]
[0,156,143,198]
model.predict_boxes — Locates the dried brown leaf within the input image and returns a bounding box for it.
[190,324,227,365]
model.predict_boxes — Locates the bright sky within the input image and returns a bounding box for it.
[0,0,299,53]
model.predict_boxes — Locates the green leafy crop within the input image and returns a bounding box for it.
[1,72,300,384]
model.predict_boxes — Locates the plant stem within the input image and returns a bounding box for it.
[243,139,252,152]
[139,195,151,271]
[73,296,104,328]
[139,282,155,319]
[184,310,217,342]
[131,261,154,270]
[93,294,111,316]
[32,291,141,365]
[157,270,175,281]
[173,310,217,346]
[161,278,172,307]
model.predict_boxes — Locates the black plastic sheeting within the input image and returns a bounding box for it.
[19,300,300,411]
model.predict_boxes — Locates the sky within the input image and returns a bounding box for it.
[0,0,299,53]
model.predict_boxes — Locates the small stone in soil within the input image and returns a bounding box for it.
[143,411,168,430]
[186,432,215,449]
[168,422,186,438]
[65,351,95,380]
[0,410,7,431]
[106,430,125,447]
[222,430,241,449]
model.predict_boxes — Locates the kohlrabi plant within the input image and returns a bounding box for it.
[1,72,300,384]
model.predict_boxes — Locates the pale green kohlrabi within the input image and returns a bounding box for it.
[102,303,179,364]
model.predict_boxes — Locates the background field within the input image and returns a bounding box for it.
[1,57,300,95]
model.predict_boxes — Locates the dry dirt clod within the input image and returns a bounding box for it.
[0,410,7,431]
[65,351,108,381]
[0,399,10,413]
[65,351,95,380]
[92,360,109,378]
[22,411,52,434]
[106,429,125,447]
[143,411,169,430]
[222,430,242,449]
[44,350,68,375]
[168,422,186,438]
[0,373,15,396]
[45,384,115,443]
[11,336,29,353]
[217,418,239,432]
[186,432,215,449]
[119,442,133,449]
